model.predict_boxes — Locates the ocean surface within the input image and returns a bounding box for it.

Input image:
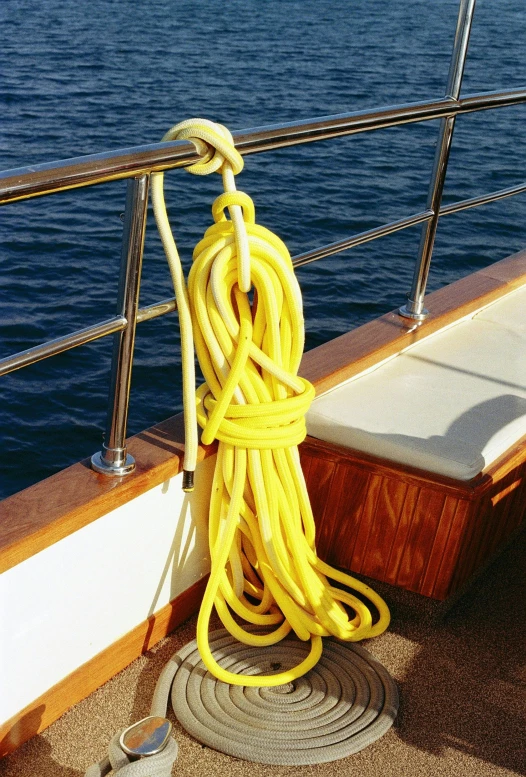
[0,0,524,499]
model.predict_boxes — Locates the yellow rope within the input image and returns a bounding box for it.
[152,119,390,687]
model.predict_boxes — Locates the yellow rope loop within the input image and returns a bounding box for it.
[212,191,256,225]
[154,118,391,688]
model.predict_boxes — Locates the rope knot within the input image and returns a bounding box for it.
[160,117,250,291]
[197,379,315,450]
[162,118,243,177]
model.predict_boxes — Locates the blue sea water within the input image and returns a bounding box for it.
[0,0,524,499]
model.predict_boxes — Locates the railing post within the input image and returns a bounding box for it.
[399,0,477,320]
[91,174,149,475]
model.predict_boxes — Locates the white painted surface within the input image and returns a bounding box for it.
[0,455,214,722]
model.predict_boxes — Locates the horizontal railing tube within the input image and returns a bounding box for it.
[136,297,177,323]
[459,89,526,113]
[440,182,526,217]
[292,210,433,269]
[1,88,525,205]
[0,317,126,378]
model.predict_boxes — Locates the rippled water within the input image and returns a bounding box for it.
[0,0,524,499]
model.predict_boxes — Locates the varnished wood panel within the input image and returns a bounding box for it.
[448,497,483,595]
[0,575,208,757]
[420,495,460,599]
[491,466,526,550]
[383,483,420,587]
[301,429,526,600]
[432,499,472,599]
[363,477,408,580]
[325,464,372,570]
[299,451,337,559]
[396,489,445,591]
[480,249,526,285]
[349,473,383,574]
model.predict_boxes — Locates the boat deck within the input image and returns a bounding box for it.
[3,525,525,777]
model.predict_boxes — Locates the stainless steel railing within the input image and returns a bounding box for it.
[399,0,476,320]
[0,0,524,475]
[2,91,525,206]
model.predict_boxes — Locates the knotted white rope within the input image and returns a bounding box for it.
[151,119,249,488]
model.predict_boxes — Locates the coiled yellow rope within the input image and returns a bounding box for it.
[152,119,390,687]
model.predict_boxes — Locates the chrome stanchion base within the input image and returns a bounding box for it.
[398,304,429,321]
[91,450,136,476]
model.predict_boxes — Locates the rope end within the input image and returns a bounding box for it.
[182,470,195,492]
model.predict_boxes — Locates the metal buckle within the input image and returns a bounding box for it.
[119,716,172,758]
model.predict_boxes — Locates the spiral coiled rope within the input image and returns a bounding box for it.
[151,119,391,687]
[85,628,398,773]
[169,627,399,765]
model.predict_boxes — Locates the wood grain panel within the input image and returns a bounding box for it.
[350,473,383,574]
[395,488,443,591]
[0,575,207,757]
[491,464,526,551]
[507,468,526,533]
[300,453,337,559]
[470,495,501,585]
[382,483,420,587]
[316,461,351,562]
[298,447,312,483]
[359,476,408,580]
[408,489,448,593]
[480,249,526,285]
[419,494,460,598]
[470,461,526,578]
[326,463,372,569]
[431,499,476,600]
[302,431,526,600]
[448,498,483,595]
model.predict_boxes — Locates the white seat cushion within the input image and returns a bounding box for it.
[306,287,526,481]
